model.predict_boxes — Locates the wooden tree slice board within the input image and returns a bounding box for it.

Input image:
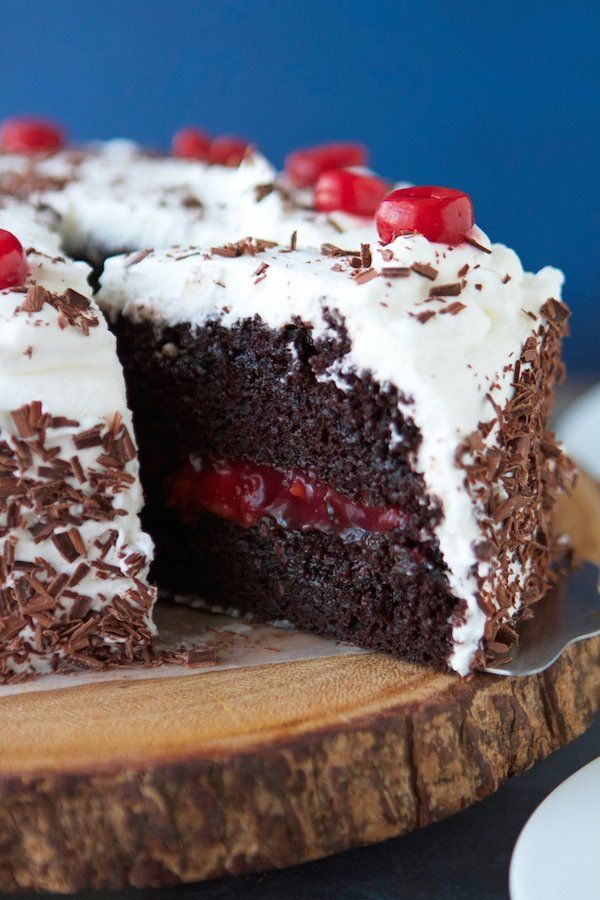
[0,474,599,893]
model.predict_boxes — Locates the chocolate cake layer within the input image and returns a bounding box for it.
[119,314,429,512]
[115,315,458,666]
[152,512,454,666]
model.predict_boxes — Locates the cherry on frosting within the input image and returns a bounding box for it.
[0,117,65,155]
[208,135,250,167]
[375,186,474,245]
[0,230,27,290]
[285,142,368,188]
[314,169,388,217]
[172,127,211,160]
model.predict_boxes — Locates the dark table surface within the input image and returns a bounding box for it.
[6,714,598,900]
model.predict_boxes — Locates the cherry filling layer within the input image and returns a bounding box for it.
[168,457,407,536]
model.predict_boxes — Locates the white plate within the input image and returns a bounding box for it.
[510,756,600,900]
[557,382,600,480]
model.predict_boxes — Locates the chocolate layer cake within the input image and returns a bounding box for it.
[0,120,574,676]
[98,231,573,674]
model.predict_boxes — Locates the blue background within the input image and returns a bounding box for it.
[1,0,598,373]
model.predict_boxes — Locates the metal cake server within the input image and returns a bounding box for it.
[484,562,600,676]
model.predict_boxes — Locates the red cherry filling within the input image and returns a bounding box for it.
[169,458,407,535]
[0,230,27,290]
[172,127,211,160]
[314,169,388,217]
[0,117,65,155]
[208,135,250,167]
[284,142,368,188]
[375,186,474,245]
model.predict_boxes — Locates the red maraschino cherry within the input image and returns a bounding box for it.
[169,457,405,534]
[0,117,65,155]
[314,169,388,217]
[375,186,474,245]
[208,135,250,166]
[0,230,27,290]
[285,142,368,188]
[172,126,211,160]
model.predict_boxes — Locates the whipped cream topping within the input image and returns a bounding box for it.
[0,201,155,675]
[98,229,564,674]
[0,139,371,255]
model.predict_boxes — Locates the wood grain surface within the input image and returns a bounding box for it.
[0,473,598,893]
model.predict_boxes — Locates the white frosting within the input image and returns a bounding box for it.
[98,229,564,674]
[0,148,82,185]
[34,139,365,254]
[0,204,126,417]
[0,201,155,675]
[0,141,400,255]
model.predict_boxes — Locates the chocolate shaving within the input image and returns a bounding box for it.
[438,301,467,315]
[211,237,278,258]
[542,297,570,324]
[125,249,152,267]
[73,426,103,450]
[253,261,269,278]
[51,528,85,563]
[352,268,379,285]
[254,182,275,202]
[11,402,42,438]
[465,236,492,254]
[22,285,49,313]
[411,262,438,280]
[429,282,462,297]
[321,243,360,258]
[181,195,203,210]
[381,267,411,278]
[178,646,219,667]
[19,285,100,334]
[410,310,437,324]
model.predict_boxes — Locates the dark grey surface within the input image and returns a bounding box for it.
[5,714,598,900]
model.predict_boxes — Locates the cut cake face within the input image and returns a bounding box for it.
[98,230,572,674]
[0,133,574,677]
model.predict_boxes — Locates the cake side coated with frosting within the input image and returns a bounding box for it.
[0,202,156,679]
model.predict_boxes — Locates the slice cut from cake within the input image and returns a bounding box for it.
[98,199,573,674]
[0,201,156,680]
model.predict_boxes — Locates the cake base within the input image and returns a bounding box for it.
[0,473,598,894]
